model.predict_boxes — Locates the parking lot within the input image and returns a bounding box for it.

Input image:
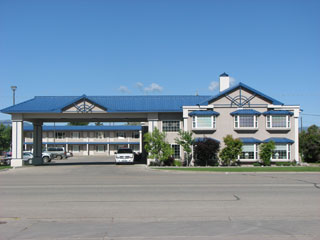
[0,156,320,240]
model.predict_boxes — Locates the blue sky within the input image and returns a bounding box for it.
[0,0,319,126]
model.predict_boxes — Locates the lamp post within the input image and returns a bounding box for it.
[11,86,17,105]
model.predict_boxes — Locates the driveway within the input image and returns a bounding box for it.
[0,156,320,240]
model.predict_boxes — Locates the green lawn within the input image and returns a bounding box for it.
[153,166,320,172]
[0,166,11,170]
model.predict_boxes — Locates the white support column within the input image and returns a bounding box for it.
[147,113,158,133]
[32,122,43,165]
[139,130,142,153]
[87,144,89,156]
[294,109,300,163]
[183,108,189,131]
[11,115,24,167]
[107,144,110,156]
[66,144,69,152]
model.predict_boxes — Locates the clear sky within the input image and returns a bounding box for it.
[0,0,319,126]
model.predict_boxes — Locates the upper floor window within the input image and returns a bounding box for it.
[192,116,216,129]
[95,131,104,139]
[234,115,258,128]
[132,131,139,138]
[163,120,180,132]
[71,132,80,139]
[117,132,126,139]
[55,132,65,139]
[266,115,290,128]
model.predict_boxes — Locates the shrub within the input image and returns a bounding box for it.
[162,156,174,166]
[259,141,275,166]
[174,160,182,167]
[219,135,243,166]
[194,138,220,166]
[253,162,261,167]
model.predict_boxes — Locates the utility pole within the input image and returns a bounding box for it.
[11,86,17,105]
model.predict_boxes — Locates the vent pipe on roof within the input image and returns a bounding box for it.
[219,72,230,92]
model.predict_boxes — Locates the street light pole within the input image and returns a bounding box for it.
[11,86,17,105]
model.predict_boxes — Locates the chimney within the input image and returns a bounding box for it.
[219,72,230,92]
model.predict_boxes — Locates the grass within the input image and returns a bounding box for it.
[153,166,320,172]
[0,166,11,170]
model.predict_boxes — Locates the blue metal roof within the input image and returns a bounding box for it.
[24,125,142,131]
[262,110,294,116]
[1,95,210,114]
[201,82,284,105]
[188,110,220,116]
[194,137,220,143]
[239,137,262,143]
[263,138,294,143]
[230,109,261,116]
[25,142,139,145]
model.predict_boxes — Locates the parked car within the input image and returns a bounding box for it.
[66,151,73,158]
[23,151,53,164]
[43,147,67,160]
[115,148,134,164]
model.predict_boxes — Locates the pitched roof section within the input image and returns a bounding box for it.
[201,82,283,105]
[1,95,210,114]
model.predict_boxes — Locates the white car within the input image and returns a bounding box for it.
[115,148,134,164]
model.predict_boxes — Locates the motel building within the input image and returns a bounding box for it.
[1,73,301,167]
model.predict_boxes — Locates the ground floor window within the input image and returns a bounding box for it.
[131,144,139,151]
[240,144,256,160]
[72,145,80,152]
[171,144,180,159]
[95,145,105,152]
[272,144,290,160]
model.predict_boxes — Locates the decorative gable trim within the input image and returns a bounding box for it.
[61,95,107,113]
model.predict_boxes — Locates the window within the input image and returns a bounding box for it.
[171,144,180,159]
[240,144,255,159]
[163,121,180,132]
[132,131,139,138]
[95,145,105,152]
[266,115,291,128]
[272,144,290,160]
[26,132,33,138]
[55,132,65,139]
[42,132,47,138]
[95,132,104,139]
[192,116,216,129]
[234,115,257,128]
[71,132,79,139]
[117,132,126,139]
[72,145,80,152]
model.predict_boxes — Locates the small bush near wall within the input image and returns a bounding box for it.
[174,160,182,167]
[253,162,261,167]
[259,141,275,166]
[275,161,296,166]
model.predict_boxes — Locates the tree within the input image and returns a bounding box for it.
[259,141,275,166]
[68,122,89,126]
[194,138,220,166]
[0,124,11,152]
[175,130,193,166]
[144,127,173,164]
[219,135,243,166]
[299,125,320,162]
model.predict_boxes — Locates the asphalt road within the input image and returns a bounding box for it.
[0,156,319,240]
